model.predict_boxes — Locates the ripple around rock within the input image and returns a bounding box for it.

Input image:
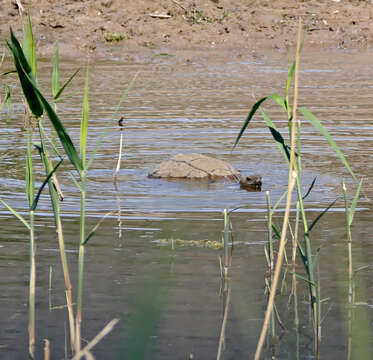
[148,153,240,180]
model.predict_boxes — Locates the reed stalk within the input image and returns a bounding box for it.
[216,287,231,360]
[291,202,300,359]
[342,180,363,359]
[343,182,353,360]
[292,212,300,360]
[291,21,320,353]
[28,209,35,359]
[253,19,302,360]
[265,191,275,339]
[223,209,230,279]
[291,202,300,292]
[38,120,75,352]
[216,209,233,359]
[343,182,353,300]
[75,67,90,353]
[44,339,50,360]
[25,125,36,359]
[75,180,86,353]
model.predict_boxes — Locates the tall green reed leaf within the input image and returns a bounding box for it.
[70,172,83,191]
[52,39,59,98]
[302,177,317,200]
[35,87,83,173]
[260,107,289,161]
[9,29,82,172]
[307,198,338,234]
[268,126,291,160]
[8,29,43,118]
[348,179,363,225]
[0,199,31,229]
[52,39,80,101]
[233,94,287,150]
[30,157,63,211]
[4,84,11,123]
[54,69,80,101]
[299,108,358,183]
[23,13,37,79]
[83,211,114,245]
[80,69,89,168]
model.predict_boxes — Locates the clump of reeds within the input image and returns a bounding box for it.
[1,15,136,358]
[233,16,362,359]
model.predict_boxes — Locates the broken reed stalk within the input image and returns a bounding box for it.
[72,319,119,360]
[253,19,302,360]
[44,339,50,360]
[113,117,124,187]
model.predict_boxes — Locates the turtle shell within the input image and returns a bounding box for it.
[148,153,240,180]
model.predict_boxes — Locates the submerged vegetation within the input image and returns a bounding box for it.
[0,11,372,360]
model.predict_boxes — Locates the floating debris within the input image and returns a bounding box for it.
[156,238,223,249]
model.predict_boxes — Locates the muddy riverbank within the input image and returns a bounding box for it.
[1,0,373,61]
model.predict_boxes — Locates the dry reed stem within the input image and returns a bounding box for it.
[44,339,50,360]
[55,215,75,353]
[253,19,302,360]
[52,172,64,200]
[15,0,25,12]
[216,287,231,360]
[66,289,76,353]
[72,318,119,360]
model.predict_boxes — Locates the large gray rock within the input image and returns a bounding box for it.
[148,153,240,180]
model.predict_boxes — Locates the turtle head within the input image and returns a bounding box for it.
[239,175,262,191]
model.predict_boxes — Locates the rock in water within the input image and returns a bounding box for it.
[148,153,240,180]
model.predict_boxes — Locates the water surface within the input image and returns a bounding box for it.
[0,50,372,359]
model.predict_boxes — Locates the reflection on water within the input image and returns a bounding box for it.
[0,51,372,358]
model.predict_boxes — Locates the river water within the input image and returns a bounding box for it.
[0,50,372,359]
